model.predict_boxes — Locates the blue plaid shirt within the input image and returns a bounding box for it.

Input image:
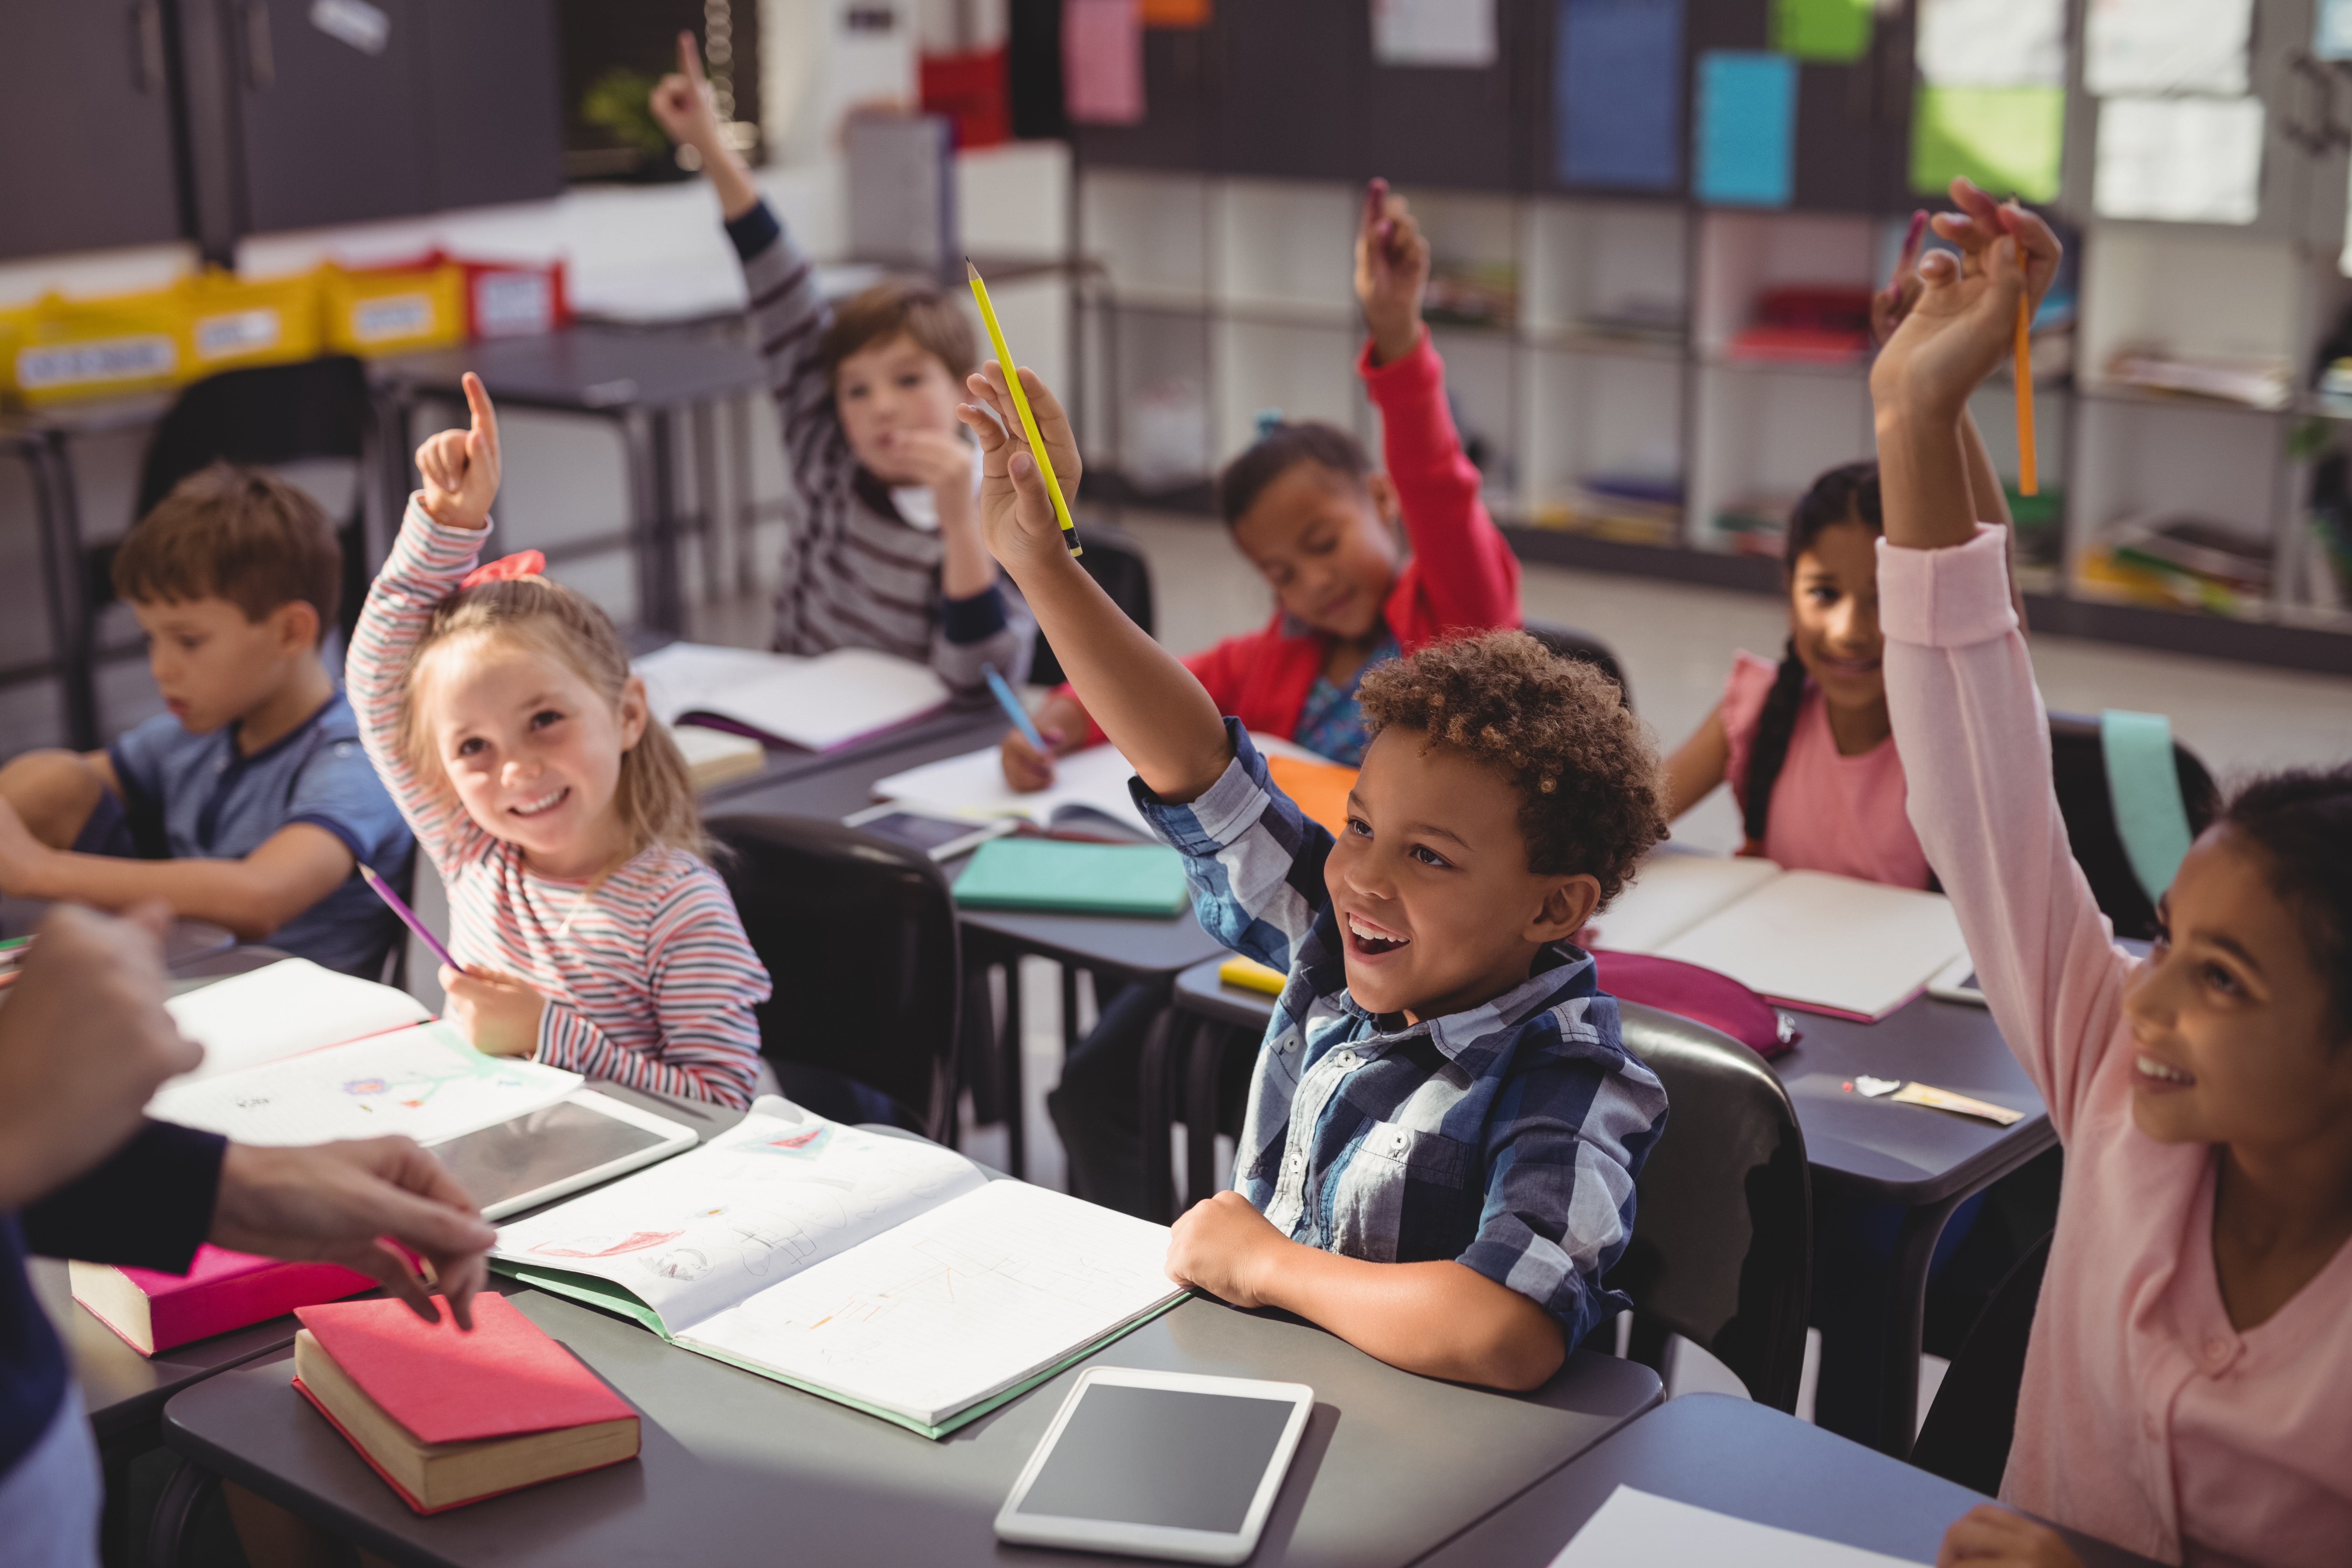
[1135,723,1668,1342]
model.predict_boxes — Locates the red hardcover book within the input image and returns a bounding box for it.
[69,1246,375,1357]
[291,1294,639,1513]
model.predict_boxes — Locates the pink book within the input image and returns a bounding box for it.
[70,1245,376,1357]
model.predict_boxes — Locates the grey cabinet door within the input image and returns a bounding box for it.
[231,0,435,231]
[0,3,183,259]
[420,0,564,212]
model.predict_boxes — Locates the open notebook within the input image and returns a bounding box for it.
[1591,854,1969,1022]
[635,641,951,753]
[151,958,582,1145]
[872,731,1331,842]
[492,1100,1185,1437]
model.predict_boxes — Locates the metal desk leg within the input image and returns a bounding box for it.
[691,399,721,607]
[728,392,756,598]
[1139,1008,1186,1224]
[1878,1187,1972,1460]
[1001,955,1026,1183]
[625,407,686,635]
[30,433,98,750]
[1183,1022,1236,1210]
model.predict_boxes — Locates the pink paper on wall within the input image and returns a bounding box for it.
[1065,0,1145,125]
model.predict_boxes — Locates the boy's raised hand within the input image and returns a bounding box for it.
[649,31,725,156]
[957,360,1082,573]
[1870,178,2060,420]
[415,372,502,532]
[1354,177,1430,367]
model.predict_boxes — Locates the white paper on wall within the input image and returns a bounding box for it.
[1371,0,1497,68]
[2094,96,2264,226]
[2084,0,2252,97]
[1917,0,2067,88]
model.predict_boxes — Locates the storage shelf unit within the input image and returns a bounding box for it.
[1069,0,2352,673]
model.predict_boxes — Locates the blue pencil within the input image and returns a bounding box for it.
[982,663,1049,754]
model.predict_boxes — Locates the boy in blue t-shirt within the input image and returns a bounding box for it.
[0,464,412,977]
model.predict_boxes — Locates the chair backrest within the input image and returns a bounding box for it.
[1910,1228,2052,1494]
[2047,711,2218,941]
[1031,520,1155,687]
[1522,620,1632,709]
[706,814,962,1141]
[1608,1001,1811,1412]
[118,356,376,631]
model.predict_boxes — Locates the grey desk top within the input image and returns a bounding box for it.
[1170,956,2050,1209]
[1411,1394,2162,1568]
[166,1283,1660,1568]
[372,324,764,413]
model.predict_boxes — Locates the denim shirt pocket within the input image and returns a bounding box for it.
[1328,1119,1476,1264]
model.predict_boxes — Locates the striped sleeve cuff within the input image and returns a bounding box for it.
[1877,524,2015,649]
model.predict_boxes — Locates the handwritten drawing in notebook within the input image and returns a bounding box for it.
[493,1100,1184,1435]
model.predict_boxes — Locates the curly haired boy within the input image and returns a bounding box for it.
[957,358,1671,1390]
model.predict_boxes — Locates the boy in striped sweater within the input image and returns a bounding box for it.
[650,35,1032,697]
[350,373,769,1108]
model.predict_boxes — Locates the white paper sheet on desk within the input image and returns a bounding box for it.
[163,958,432,1083]
[491,1100,986,1332]
[872,732,1326,841]
[635,642,951,752]
[679,1178,1181,1426]
[2094,96,2264,226]
[1547,1485,1928,1567]
[1916,0,2066,86]
[2084,0,2251,97]
[147,1023,580,1146]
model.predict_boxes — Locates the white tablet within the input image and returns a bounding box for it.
[994,1367,1315,1565]
[427,1089,697,1220]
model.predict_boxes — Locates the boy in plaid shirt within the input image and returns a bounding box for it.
[958,362,1671,1390]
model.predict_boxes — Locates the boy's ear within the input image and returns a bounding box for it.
[269,599,322,654]
[1527,874,1601,947]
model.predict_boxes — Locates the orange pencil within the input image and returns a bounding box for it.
[2014,291,2038,497]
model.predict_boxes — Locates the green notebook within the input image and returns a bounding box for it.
[952,837,1190,917]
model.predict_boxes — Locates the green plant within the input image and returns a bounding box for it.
[581,67,670,157]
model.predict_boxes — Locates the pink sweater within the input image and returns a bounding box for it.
[1881,525,2352,1568]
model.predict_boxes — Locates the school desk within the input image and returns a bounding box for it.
[158,1278,1661,1568]
[1412,1394,2163,1568]
[711,708,1230,1181]
[0,896,234,971]
[1160,956,2053,1460]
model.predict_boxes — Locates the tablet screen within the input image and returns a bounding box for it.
[1014,1383,1298,1533]
[855,811,982,855]
[433,1100,670,1213]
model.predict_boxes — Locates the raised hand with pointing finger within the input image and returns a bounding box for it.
[648,30,761,221]
[1354,177,1432,368]
[415,371,503,532]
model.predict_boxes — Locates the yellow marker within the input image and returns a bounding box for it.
[966,259,1082,557]
[2014,292,2038,497]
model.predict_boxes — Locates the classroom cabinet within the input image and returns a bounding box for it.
[0,4,185,260]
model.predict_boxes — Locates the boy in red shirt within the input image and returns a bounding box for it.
[1002,178,1520,784]
[1014,181,1524,1212]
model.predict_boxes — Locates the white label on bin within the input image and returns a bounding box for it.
[473,272,552,337]
[353,293,432,343]
[195,308,282,360]
[17,335,177,389]
[310,0,390,55]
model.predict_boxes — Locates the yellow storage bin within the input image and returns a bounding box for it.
[320,258,465,356]
[8,287,184,406]
[179,268,322,375]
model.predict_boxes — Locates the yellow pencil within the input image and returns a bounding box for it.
[2014,292,2038,497]
[965,259,1082,557]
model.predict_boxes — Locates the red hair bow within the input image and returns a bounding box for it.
[458,550,546,590]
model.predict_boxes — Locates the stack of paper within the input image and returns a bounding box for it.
[634,642,950,753]
[1548,1486,1929,1567]
[871,732,1328,842]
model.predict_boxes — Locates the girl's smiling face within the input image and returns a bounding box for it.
[421,631,648,879]
[2123,827,2352,1152]
[1787,518,1886,717]
[1231,462,1405,641]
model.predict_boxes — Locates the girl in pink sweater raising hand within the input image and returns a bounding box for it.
[1873,179,2352,1568]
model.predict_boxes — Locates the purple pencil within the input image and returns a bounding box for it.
[357,863,465,974]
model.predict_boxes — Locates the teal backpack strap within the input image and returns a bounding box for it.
[2100,709,2195,905]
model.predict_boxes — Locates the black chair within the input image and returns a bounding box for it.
[1523,620,1632,709]
[1910,1228,2053,1494]
[1029,519,1155,687]
[707,814,962,1142]
[2047,711,2218,941]
[1604,1001,1811,1413]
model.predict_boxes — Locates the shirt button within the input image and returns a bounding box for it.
[2203,1335,2232,1368]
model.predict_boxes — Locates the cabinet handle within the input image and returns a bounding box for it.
[242,1,275,90]
[128,1,164,93]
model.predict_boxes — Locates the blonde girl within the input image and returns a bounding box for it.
[348,374,768,1107]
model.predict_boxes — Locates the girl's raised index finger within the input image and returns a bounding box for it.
[461,371,500,450]
[677,29,706,86]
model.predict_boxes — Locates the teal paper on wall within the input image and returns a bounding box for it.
[1695,51,1796,207]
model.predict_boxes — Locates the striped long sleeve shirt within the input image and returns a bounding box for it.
[348,501,769,1107]
[726,201,1033,697]
[1136,723,1668,1343]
